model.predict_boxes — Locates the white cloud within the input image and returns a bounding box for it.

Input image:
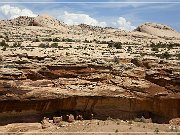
[0,5,37,19]
[59,11,107,27]
[116,17,136,31]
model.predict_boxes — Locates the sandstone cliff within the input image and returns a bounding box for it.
[135,23,180,39]
[0,15,179,125]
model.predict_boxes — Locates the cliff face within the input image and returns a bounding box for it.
[0,96,179,122]
[0,16,179,125]
[0,54,179,124]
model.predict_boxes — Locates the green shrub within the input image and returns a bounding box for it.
[0,40,9,47]
[176,53,180,60]
[154,128,159,134]
[115,129,119,133]
[47,38,52,42]
[38,43,49,48]
[0,55,3,61]
[43,38,53,42]
[108,41,122,49]
[51,43,58,48]
[5,36,9,42]
[114,42,122,49]
[96,40,108,44]
[161,51,171,59]
[62,38,75,42]
[1,47,6,51]
[84,39,92,43]
[152,47,159,52]
[53,37,60,42]
[108,43,113,47]
[127,46,132,52]
[150,42,180,49]
[12,42,21,47]
[34,38,40,42]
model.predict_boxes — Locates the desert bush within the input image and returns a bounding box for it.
[33,37,40,42]
[43,38,52,42]
[53,37,60,42]
[0,40,9,47]
[154,128,159,134]
[51,43,58,48]
[96,40,108,44]
[1,47,6,51]
[127,46,132,52]
[12,42,21,47]
[39,43,49,48]
[176,53,180,60]
[161,51,171,59]
[150,42,180,50]
[84,39,92,43]
[108,41,122,49]
[5,36,9,42]
[152,47,159,52]
[114,42,122,49]
[115,129,119,133]
[47,38,53,42]
[62,38,75,42]
[0,55,3,61]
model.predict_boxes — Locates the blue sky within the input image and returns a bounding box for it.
[0,0,180,31]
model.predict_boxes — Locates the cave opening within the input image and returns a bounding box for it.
[136,111,168,124]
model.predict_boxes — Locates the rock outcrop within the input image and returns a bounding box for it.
[0,15,179,126]
[135,23,180,39]
[0,54,179,124]
[0,15,65,29]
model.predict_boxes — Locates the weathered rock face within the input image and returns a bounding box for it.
[0,16,34,26]
[0,16,179,125]
[0,96,179,123]
[34,15,64,28]
[0,53,179,124]
[135,23,180,39]
[0,15,65,28]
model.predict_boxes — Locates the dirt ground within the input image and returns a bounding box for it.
[0,119,180,135]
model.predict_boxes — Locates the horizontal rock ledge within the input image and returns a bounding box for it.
[0,96,179,124]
